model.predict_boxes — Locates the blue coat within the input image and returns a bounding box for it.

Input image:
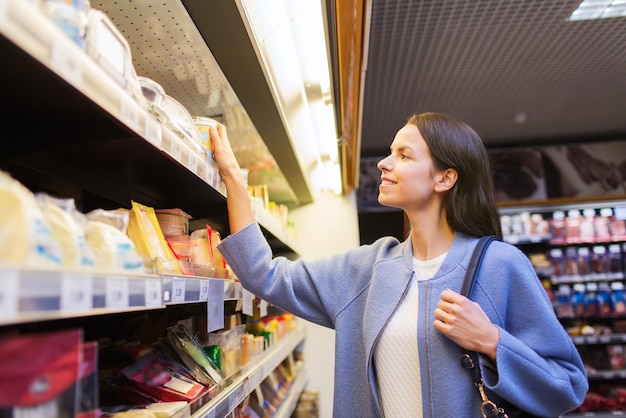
[218,223,588,417]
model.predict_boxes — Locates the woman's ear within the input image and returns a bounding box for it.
[435,168,458,192]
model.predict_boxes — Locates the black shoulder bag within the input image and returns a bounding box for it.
[459,236,539,418]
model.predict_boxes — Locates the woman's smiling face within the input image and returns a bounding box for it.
[376,123,442,211]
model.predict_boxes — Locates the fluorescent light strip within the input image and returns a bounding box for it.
[569,0,626,20]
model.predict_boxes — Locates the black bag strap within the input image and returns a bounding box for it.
[459,235,508,418]
[460,235,499,298]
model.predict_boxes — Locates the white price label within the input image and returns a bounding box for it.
[242,288,253,316]
[259,299,268,317]
[228,385,244,412]
[171,277,186,303]
[60,274,93,312]
[0,269,19,316]
[199,281,210,302]
[105,276,129,308]
[0,0,7,28]
[120,97,141,133]
[171,139,182,160]
[144,279,162,307]
[50,39,83,88]
[206,280,224,332]
[144,116,162,148]
[188,153,198,174]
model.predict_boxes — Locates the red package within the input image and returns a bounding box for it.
[0,328,83,415]
[121,351,206,402]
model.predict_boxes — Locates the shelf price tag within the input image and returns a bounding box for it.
[120,97,141,133]
[61,274,93,312]
[50,39,84,88]
[206,280,224,332]
[259,299,268,317]
[144,116,162,148]
[171,138,182,161]
[242,288,253,316]
[0,269,19,317]
[228,384,244,413]
[188,153,198,175]
[199,280,210,302]
[144,279,162,307]
[0,0,7,28]
[171,277,186,303]
[105,276,129,308]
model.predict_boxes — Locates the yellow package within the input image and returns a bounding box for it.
[127,201,181,274]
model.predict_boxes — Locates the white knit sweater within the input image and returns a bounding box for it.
[374,253,447,417]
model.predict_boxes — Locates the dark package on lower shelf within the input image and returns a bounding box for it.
[120,351,206,402]
[0,328,83,417]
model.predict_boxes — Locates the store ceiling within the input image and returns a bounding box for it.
[355,0,626,158]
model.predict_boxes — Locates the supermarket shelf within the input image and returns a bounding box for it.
[0,265,249,326]
[181,328,306,418]
[587,369,626,381]
[0,266,164,326]
[274,368,309,418]
[0,0,299,256]
[161,275,241,304]
[572,334,626,346]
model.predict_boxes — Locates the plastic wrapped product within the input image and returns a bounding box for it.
[121,351,206,402]
[166,324,223,387]
[127,201,182,275]
[35,194,95,268]
[0,171,62,267]
[85,220,144,273]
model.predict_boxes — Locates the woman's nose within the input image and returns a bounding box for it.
[377,156,390,171]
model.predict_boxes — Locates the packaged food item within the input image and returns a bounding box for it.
[566,210,582,244]
[0,329,83,416]
[192,116,218,156]
[550,211,567,244]
[597,282,613,316]
[85,220,144,273]
[0,171,62,267]
[584,282,598,317]
[138,76,166,117]
[36,194,95,268]
[611,281,626,315]
[556,284,574,318]
[166,324,223,387]
[40,0,90,48]
[127,201,181,274]
[155,208,191,236]
[120,351,206,402]
[572,283,586,317]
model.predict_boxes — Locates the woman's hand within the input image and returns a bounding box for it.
[434,289,500,362]
[210,123,242,182]
[209,124,256,233]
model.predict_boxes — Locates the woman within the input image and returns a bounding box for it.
[211,112,587,417]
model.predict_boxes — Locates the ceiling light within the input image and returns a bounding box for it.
[568,0,626,20]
